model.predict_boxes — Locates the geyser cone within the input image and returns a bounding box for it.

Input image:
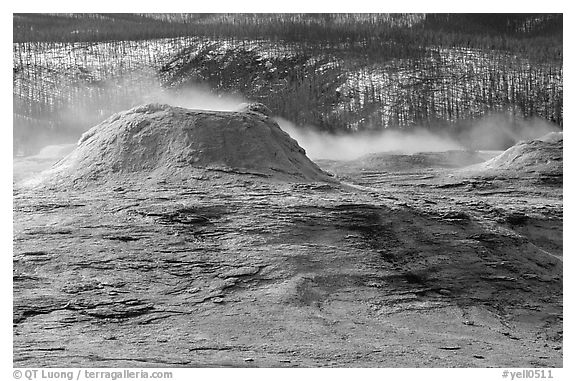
[477,132,562,173]
[462,131,563,183]
[28,103,332,187]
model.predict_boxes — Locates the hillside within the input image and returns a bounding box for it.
[13,13,562,156]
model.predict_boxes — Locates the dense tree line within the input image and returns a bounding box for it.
[158,41,562,132]
[14,13,561,62]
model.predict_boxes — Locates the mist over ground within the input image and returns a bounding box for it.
[277,114,561,161]
[276,118,463,161]
[454,114,562,151]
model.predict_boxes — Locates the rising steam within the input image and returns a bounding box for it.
[453,114,562,151]
[275,114,561,161]
[276,118,464,161]
[143,83,246,112]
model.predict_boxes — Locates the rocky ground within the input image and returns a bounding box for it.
[13,146,562,368]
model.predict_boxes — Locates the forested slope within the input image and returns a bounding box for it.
[13,13,562,155]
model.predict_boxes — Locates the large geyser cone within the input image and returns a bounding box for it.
[29,103,332,187]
